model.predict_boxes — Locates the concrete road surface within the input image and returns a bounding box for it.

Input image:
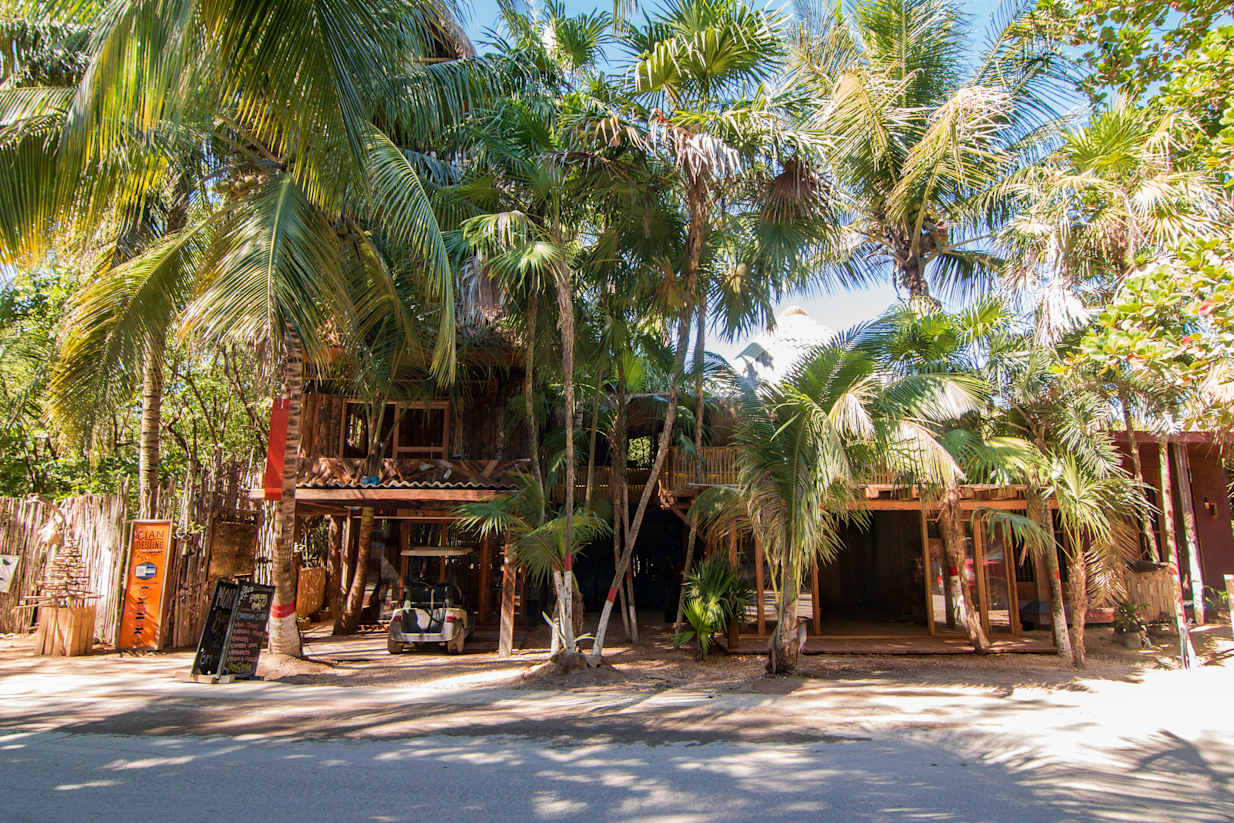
[1,643,1232,822]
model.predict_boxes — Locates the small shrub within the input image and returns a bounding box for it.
[1202,585,1230,615]
[1113,601,1149,634]
[672,556,752,660]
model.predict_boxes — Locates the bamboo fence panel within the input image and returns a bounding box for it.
[1123,567,1175,623]
[0,494,126,642]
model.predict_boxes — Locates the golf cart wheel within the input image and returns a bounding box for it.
[387,634,406,655]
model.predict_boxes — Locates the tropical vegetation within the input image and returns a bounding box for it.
[0,0,1230,674]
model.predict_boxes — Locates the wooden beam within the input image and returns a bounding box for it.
[296,488,499,502]
[920,504,935,636]
[810,558,820,637]
[478,532,492,624]
[972,515,991,637]
[498,537,517,658]
[753,530,765,638]
[729,522,740,648]
[853,498,1030,511]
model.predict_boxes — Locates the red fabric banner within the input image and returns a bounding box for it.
[262,398,289,501]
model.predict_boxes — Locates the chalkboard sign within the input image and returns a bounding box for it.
[190,580,274,680]
[219,582,273,678]
[192,581,239,676]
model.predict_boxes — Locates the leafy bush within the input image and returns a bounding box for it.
[1203,586,1231,615]
[672,556,751,661]
[1113,601,1149,634]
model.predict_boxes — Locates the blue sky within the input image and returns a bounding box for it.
[457,0,1005,359]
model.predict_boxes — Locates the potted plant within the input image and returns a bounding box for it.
[1113,601,1150,649]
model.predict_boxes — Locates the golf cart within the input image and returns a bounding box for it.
[387,577,473,654]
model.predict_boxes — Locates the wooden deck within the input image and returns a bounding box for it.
[729,633,1056,655]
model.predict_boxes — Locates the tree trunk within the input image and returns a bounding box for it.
[333,516,357,635]
[1067,546,1088,668]
[938,485,990,653]
[137,337,165,519]
[339,506,374,633]
[1028,489,1071,659]
[1158,442,1196,668]
[524,286,543,520]
[895,245,931,304]
[589,180,705,663]
[1119,390,1158,561]
[674,295,708,634]
[583,375,603,513]
[267,340,304,657]
[767,560,800,675]
[1172,443,1207,625]
[553,263,579,660]
[326,515,344,622]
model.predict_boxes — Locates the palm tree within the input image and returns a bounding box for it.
[455,2,623,660]
[33,0,484,656]
[589,0,836,664]
[796,0,1067,301]
[694,330,978,673]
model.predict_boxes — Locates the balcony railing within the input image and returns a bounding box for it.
[661,446,739,496]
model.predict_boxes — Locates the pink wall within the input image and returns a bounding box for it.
[1115,434,1234,601]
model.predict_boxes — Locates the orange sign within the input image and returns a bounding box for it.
[117,520,174,650]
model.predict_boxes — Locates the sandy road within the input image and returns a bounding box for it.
[2,637,1233,821]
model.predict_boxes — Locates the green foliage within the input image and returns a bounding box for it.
[1069,237,1234,434]
[1113,600,1148,634]
[672,555,751,660]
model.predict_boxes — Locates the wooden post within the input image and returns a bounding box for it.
[920,505,935,636]
[1006,521,1022,636]
[1226,575,1234,640]
[478,532,492,625]
[729,521,740,648]
[810,558,820,637]
[1173,443,1207,625]
[498,537,517,658]
[753,529,765,638]
[972,515,991,637]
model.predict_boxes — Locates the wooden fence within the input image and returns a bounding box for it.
[0,494,127,643]
[1123,567,1176,622]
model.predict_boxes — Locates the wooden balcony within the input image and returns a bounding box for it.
[660,447,739,498]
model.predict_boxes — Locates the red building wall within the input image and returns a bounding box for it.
[1115,433,1234,602]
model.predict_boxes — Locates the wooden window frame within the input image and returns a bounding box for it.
[338,400,450,460]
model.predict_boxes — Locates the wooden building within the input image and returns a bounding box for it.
[265,350,1234,656]
[657,431,1233,653]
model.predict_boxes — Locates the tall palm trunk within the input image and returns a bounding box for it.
[553,263,579,659]
[1027,488,1072,659]
[767,560,800,675]
[939,485,990,653]
[326,515,344,622]
[583,372,604,513]
[674,295,707,633]
[613,356,637,643]
[268,340,304,657]
[1172,443,1206,625]
[524,287,543,519]
[1119,389,1158,560]
[137,337,165,519]
[1158,442,1197,667]
[339,506,374,632]
[896,242,931,304]
[589,174,707,664]
[1066,544,1089,667]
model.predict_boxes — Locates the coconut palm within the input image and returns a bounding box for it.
[693,329,979,673]
[1001,103,1227,344]
[795,0,1068,301]
[32,0,486,656]
[588,0,841,665]
[454,1,624,660]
